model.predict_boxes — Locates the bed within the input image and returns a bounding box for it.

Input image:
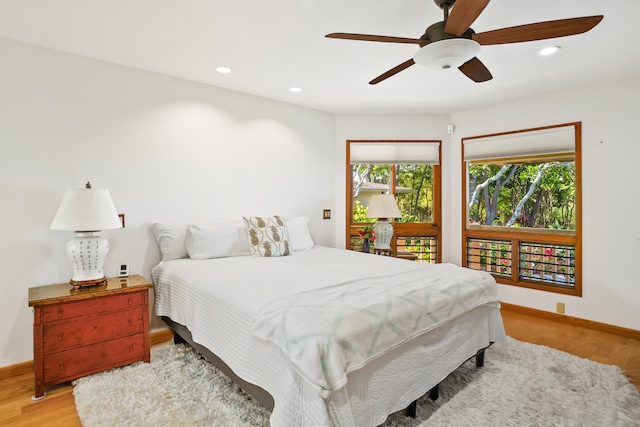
[150,217,506,426]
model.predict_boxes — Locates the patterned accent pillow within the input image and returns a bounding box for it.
[243,215,291,257]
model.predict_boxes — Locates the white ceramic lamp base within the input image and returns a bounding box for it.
[373,220,394,250]
[67,231,109,289]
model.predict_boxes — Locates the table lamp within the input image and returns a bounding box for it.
[366,194,402,251]
[50,182,122,289]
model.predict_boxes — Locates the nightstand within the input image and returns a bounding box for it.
[28,275,152,400]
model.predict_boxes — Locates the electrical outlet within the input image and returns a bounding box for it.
[556,302,565,314]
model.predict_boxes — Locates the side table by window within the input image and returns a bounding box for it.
[394,251,419,261]
[372,248,419,261]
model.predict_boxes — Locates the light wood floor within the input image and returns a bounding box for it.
[2,308,639,426]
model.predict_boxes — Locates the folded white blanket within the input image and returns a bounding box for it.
[251,263,500,397]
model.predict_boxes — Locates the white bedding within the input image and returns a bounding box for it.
[152,246,506,426]
[252,264,500,397]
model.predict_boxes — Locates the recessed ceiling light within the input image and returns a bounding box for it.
[538,46,561,56]
[289,87,303,93]
[216,66,232,74]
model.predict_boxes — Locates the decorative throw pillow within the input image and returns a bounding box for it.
[243,215,291,257]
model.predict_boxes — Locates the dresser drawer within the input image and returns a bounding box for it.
[43,334,145,384]
[42,292,144,322]
[42,308,144,354]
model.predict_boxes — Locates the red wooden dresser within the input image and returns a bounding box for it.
[28,275,152,399]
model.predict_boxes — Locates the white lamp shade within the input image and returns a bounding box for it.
[413,38,480,71]
[367,194,402,219]
[50,187,122,231]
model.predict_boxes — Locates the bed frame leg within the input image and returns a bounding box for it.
[405,400,417,418]
[428,384,439,400]
[405,382,440,418]
[404,347,488,419]
[476,349,485,367]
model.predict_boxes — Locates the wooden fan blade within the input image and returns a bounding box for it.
[445,0,490,36]
[473,15,603,45]
[326,33,426,45]
[369,59,416,85]
[458,57,492,82]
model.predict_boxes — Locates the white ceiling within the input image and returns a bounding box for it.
[1,0,639,114]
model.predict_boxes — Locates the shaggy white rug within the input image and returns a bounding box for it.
[73,338,640,427]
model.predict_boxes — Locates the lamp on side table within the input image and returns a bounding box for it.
[50,182,122,289]
[367,194,402,254]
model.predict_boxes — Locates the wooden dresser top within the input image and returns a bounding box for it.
[29,274,152,307]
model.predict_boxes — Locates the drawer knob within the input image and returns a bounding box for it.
[59,362,64,371]
[129,345,134,353]
[58,333,63,341]
[57,309,63,318]
[128,319,133,326]
[127,297,132,306]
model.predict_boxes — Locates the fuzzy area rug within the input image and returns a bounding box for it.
[73,337,640,426]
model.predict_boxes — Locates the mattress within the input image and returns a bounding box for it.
[152,246,506,426]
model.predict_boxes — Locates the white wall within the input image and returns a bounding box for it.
[0,38,336,367]
[450,75,640,331]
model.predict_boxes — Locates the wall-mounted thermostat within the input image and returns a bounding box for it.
[118,264,129,277]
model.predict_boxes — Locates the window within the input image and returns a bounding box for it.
[462,123,582,296]
[347,140,441,262]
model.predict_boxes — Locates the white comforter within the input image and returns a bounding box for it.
[153,246,505,426]
[252,264,499,397]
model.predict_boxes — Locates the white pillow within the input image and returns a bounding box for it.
[185,219,250,260]
[151,222,188,262]
[286,216,314,251]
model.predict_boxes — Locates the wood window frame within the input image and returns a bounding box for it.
[346,140,442,260]
[461,123,582,296]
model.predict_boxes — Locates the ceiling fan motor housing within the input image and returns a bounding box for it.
[415,22,479,70]
[422,21,475,43]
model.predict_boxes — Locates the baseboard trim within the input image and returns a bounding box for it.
[0,360,32,380]
[500,302,640,340]
[149,327,174,346]
[0,328,174,380]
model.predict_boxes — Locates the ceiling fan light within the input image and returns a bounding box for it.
[413,38,481,71]
[538,46,561,56]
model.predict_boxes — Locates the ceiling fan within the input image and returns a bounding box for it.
[325,0,603,85]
